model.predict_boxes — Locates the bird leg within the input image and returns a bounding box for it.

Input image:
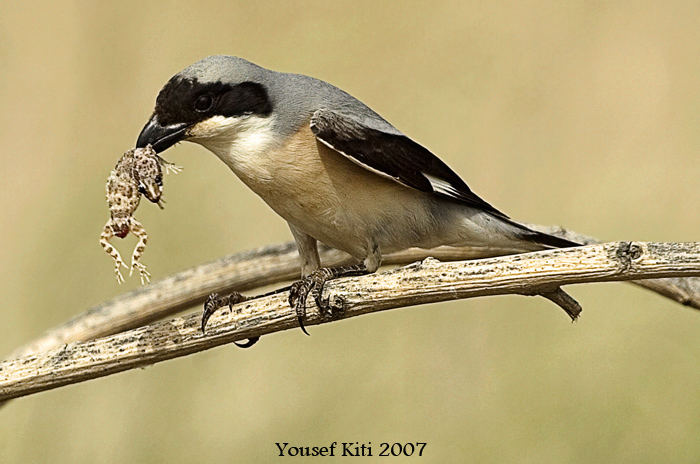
[289,263,370,335]
[201,292,259,348]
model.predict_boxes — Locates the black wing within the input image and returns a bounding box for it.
[310,108,508,219]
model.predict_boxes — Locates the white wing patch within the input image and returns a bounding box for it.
[423,173,462,198]
[316,132,463,199]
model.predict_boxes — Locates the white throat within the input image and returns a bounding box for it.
[187,115,280,179]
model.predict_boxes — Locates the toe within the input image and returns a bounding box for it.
[201,293,221,333]
[289,279,312,335]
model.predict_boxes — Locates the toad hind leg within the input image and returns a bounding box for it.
[100,223,128,284]
[128,218,151,285]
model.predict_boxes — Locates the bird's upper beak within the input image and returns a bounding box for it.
[136,115,189,153]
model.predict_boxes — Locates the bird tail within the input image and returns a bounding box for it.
[450,209,581,252]
[500,217,581,249]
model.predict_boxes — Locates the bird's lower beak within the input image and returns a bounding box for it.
[136,115,189,153]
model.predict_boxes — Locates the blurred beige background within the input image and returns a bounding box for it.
[1,1,698,462]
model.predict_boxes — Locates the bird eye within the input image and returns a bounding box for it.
[194,94,215,112]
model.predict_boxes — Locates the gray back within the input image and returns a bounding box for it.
[179,55,403,138]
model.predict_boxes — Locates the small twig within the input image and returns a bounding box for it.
[539,288,583,320]
[1,241,698,402]
[6,226,699,362]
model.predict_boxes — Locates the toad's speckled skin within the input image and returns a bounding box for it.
[99,145,181,284]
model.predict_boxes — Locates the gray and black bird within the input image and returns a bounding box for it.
[136,55,580,343]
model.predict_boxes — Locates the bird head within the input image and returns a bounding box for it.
[136,56,274,155]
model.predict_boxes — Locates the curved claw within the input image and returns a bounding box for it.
[233,337,260,348]
[288,264,369,336]
[202,294,260,348]
[289,281,312,336]
[297,316,311,336]
[201,293,220,334]
[201,291,248,334]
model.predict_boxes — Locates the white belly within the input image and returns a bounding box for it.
[195,119,449,258]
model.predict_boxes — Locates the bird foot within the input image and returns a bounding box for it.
[288,264,369,335]
[201,292,259,348]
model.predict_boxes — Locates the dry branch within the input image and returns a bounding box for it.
[7,225,699,362]
[1,241,698,402]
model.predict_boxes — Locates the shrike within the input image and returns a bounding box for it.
[136,55,579,340]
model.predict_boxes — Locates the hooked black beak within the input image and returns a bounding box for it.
[136,115,189,153]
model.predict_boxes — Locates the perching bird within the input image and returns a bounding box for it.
[136,55,580,342]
